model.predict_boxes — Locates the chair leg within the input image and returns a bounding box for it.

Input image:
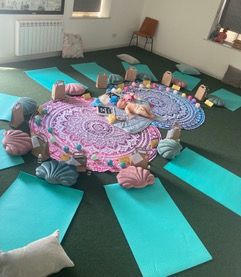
[144,37,148,49]
[129,33,135,47]
[151,38,153,52]
[136,35,139,47]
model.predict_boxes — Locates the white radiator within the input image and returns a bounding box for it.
[15,20,63,56]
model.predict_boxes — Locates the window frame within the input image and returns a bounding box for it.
[208,0,241,49]
[71,0,111,19]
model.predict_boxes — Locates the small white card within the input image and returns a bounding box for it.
[31,136,40,148]
[131,152,144,165]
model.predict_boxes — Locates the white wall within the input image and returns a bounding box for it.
[63,0,143,51]
[0,14,63,63]
[141,0,241,79]
[0,0,143,63]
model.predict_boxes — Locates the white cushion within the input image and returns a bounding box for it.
[0,230,74,277]
[117,54,140,64]
[62,33,84,58]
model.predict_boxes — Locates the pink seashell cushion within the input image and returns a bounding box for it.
[117,166,155,189]
[65,83,86,96]
[2,130,33,156]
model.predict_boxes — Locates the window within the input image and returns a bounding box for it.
[209,0,241,49]
[72,0,111,18]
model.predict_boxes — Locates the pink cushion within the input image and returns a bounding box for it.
[65,83,86,96]
[2,130,32,156]
[117,166,155,188]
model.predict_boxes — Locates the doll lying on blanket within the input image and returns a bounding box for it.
[125,102,155,119]
[116,95,155,119]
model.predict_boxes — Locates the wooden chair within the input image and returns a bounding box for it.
[129,17,159,52]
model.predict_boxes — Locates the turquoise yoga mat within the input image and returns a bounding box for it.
[164,148,241,216]
[173,71,201,91]
[71,62,112,82]
[0,92,19,121]
[0,129,24,170]
[105,178,212,277]
[25,67,86,91]
[0,171,83,251]
[121,61,158,81]
[210,88,241,111]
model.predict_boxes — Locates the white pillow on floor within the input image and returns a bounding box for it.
[117,53,140,64]
[0,230,74,277]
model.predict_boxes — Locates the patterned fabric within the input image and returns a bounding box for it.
[124,85,205,130]
[29,98,160,172]
[62,33,84,58]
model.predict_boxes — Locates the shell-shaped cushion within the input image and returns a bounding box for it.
[108,74,124,85]
[157,139,182,160]
[117,166,155,189]
[207,95,224,107]
[17,97,37,117]
[2,130,32,155]
[36,160,78,186]
[65,83,86,96]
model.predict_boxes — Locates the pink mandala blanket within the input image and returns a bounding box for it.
[30,98,160,172]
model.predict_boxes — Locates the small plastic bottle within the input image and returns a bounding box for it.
[37,154,43,164]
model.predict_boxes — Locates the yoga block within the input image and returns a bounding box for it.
[52,81,65,101]
[96,73,108,89]
[195,85,207,101]
[161,71,172,87]
[125,67,137,81]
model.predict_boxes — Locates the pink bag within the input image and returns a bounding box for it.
[52,80,65,101]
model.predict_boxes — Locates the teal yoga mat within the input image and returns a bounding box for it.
[0,129,24,170]
[121,61,158,81]
[71,62,112,82]
[105,178,212,277]
[164,148,241,216]
[210,88,241,111]
[0,92,19,121]
[172,71,201,91]
[25,67,86,91]
[0,171,83,251]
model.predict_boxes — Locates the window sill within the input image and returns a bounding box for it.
[205,38,241,53]
[70,16,110,19]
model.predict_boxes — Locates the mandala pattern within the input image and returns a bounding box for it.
[29,97,160,172]
[116,85,205,130]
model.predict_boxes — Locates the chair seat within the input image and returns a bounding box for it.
[133,31,152,38]
[129,17,158,52]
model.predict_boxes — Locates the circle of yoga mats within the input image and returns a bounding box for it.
[126,85,205,130]
[29,98,160,172]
